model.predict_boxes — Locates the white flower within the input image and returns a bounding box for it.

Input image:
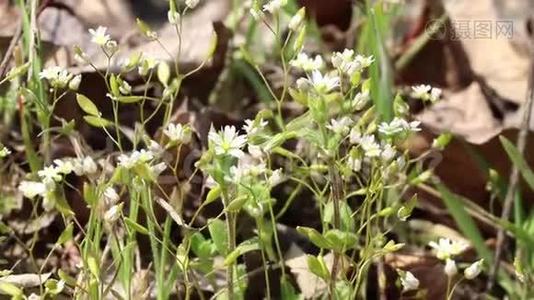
[119,81,132,95]
[248,144,264,159]
[18,181,47,199]
[464,259,484,279]
[0,146,11,158]
[208,126,247,158]
[347,156,361,172]
[430,87,442,102]
[263,0,287,13]
[411,84,431,99]
[167,10,180,25]
[243,118,268,136]
[296,77,311,91]
[138,56,159,76]
[148,140,164,157]
[360,135,381,158]
[103,187,120,206]
[444,259,458,277]
[39,66,72,89]
[428,238,469,260]
[228,160,266,182]
[351,91,370,110]
[53,159,74,175]
[268,169,283,186]
[326,117,353,135]
[353,54,374,69]
[411,85,441,103]
[290,53,324,72]
[381,144,396,162]
[349,127,362,144]
[89,26,110,46]
[405,120,421,132]
[331,49,354,69]
[378,117,406,136]
[304,70,339,94]
[38,165,62,187]
[400,271,419,292]
[163,123,192,144]
[249,7,264,20]
[69,74,82,91]
[288,8,305,31]
[82,157,98,174]
[104,203,122,224]
[185,0,199,9]
[150,162,167,178]
[118,149,154,169]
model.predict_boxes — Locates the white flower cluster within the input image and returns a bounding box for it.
[118,148,167,179]
[163,123,192,145]
[428,237,483,279]
[349,129,397,161]
[263,0,287,14]
[18,157,98,210]
[0,146,11,158]
[331,49,374,77]
[377,117,421,136]
[39,66,81,90]
[411,84,441,103]
[208,125,248,158]
[296,70,340,94]
[290,53,324,72]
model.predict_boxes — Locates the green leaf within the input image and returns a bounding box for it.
[45,279,64,295]
[224,239,260,266]
[3,62,30,83]
[306,255,329,281]
[54,193,74,216]
[296,226,332,249]
[136,18,156,39]
[208,219,228,255]
[190,233,215,258]
[110,75,120,97]
[87,255,100,279]
[0,282,23,297]
[56,223,73,245]
[83,183,97,206]
[83,116,113,128]
[280,276,300,300]
[323,201,354,232]
[58,269,77,287]
[76,94,99,116]
[205,185,221,204]
[324,229,358,251]
[500,136,534,190]
[124,217,149,235]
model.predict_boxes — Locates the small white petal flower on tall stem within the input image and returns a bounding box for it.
[164,123,192,144]
[444,259,458,277]
[89,26,111,46]
[185,0,200,9]
[263,0,287,14]
[428,238,469,260]
[18,181,47,199]
[208,126,247,158]
[464,259,484,279]
[400,271,419,292]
